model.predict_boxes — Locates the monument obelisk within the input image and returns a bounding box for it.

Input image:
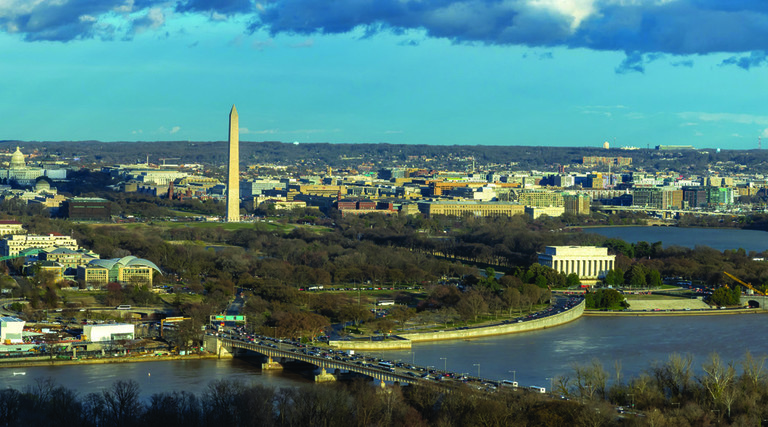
[226,105,240,222]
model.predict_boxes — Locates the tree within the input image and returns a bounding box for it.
[603,268,624,287]
[646,269,663,288]
[387,305,416,331]
[585,289,628,310]
[456,290,488,322]
[626,265,648,288]
[565,273,581,288]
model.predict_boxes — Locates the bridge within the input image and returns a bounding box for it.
[213,337,427,385]
[593,205,739,218]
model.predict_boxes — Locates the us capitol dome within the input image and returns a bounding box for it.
[1,146,65,186]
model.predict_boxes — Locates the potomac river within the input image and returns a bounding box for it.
[4,226,767,395]
[5,314,768,395]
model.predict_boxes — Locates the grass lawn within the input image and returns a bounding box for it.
[624,294,685,301]
[60,290,104,306]
[158,293,205,306]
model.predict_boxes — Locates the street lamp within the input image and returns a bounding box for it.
[627,393,634,409]
[473,363,481,378]
[440,357,447,372]
[546,377,554,396]
[509,370,516,382]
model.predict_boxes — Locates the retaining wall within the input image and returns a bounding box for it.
[329,300,585,350]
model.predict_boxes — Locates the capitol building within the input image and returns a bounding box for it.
[0,147,66,186]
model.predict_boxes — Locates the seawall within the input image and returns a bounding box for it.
[329,300,585,350]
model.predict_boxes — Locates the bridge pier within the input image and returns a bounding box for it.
[261,356,283,371]
[314,367,337,383]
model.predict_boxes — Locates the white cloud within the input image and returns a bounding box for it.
[762,128,768,138]
[527,0,597,30]
[170,126,180,134]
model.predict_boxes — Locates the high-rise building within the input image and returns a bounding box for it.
[226,105,240,222]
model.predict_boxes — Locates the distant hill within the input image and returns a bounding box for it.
[1,140,766,174]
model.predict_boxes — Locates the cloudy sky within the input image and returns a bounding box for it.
[2,0,768,149]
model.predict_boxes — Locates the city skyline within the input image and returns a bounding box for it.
[2,1,768,149]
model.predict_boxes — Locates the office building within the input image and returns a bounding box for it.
[0,233,79,257]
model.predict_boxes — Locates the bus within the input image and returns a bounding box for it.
[529,386,546,394]
[502,380,518,388]
[116,305,132,310]
[378,361,394,369]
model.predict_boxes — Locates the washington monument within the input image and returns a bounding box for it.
[226,105,240,222]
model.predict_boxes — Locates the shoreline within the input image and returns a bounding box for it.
[584,308,762,317]
[329,300,585,350]
[0,353,219,369]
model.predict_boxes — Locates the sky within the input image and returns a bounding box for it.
[2,1,768,149]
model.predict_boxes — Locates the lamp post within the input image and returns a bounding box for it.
[546,377,554,396]
[627,393,634,409]
[473,363,481,378]
[509,370,516,383]
[440,357,447,372]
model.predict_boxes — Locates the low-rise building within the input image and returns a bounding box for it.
[0,233,79,257]
[64,197,112,220]
[0,316,24,344]
[83,324,135,342]
[77,256,162,287]
[418,201,525,218]
[41,247,99,270]
[525,206,565,219]
[0,220,25,237]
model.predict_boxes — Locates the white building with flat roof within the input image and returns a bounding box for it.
[83,324,135,342]
[538,246,615,280]
[0,316,25,344]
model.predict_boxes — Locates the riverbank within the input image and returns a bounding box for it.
[329,300,585,350]
[585,308,762,316]
[0,352,219,369]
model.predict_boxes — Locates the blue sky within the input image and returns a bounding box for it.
[2,1,768,149]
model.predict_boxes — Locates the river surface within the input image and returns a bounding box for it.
[5,314,768,394]
[584,226,768,253]
[1,357,311,398]
[5,226,767,395]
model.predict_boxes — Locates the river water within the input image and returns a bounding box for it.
[584,226,768,253]
[5,314,768,394]
[1,358,311,397]
[5,226,767,395]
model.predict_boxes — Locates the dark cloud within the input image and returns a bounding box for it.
[4,0,768,72]
[246,0,768,70]
[175,0,253,15]
[615,51,664,74]
[0,0,125,42]
[720,51,768,69]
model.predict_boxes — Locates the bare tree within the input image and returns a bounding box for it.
[700,352,736,409]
